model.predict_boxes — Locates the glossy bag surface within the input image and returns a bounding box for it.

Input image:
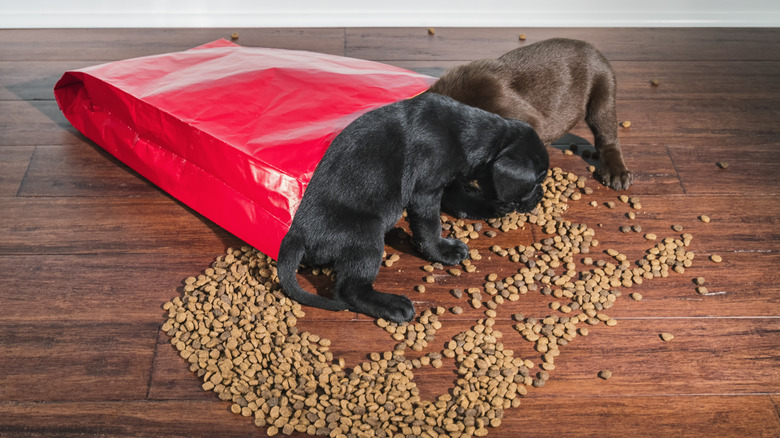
[54,40,435,259]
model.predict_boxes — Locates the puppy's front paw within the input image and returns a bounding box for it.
[429,237,469,265]
[376,294,415,323]
[598,166,634,191]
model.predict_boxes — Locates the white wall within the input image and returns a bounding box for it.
[2,0,779,28]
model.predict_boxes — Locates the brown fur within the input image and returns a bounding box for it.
[429,38,633,190]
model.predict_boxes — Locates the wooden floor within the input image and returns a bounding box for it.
[1,27,779,437]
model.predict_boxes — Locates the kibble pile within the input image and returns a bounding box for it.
[163,166,710,437]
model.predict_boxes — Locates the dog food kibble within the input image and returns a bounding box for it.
[427,27,435,35]
[700,215,711,223]
[694,277,706,286]
[518,33,527,40]
[620,121,631,128]
[644,233,657,241]
[697,286,708,295]
[230,32,239,40]
[660,332,675,342]
[710,254,723,263]
[598,370,613,380]
[650,78,660,86]
[672,224,684,232]
[163,163,709,436]
[620,226,631,233]
[632,225,642,233]
[717,161,729,169]
[449,268,462,277]
[606,201,616,209]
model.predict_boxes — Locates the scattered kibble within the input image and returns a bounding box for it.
[427,28,436,35]
[716,162,729,169]
[630,292,643,301]
[660,332,675,342]
[710,254,723,263]
[518,33,527,41]
[598,370,613,380]
[700,215,711,223]
[650,78,659,86]
[696,286,709,295]
[164,163,709,437]
[230,32,239,40]
[672,224,684,232]
[620,121,631,128]
[694,277,706,286]
[644,233,657,241]
[415,284,426,293]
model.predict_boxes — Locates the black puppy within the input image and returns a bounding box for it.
[277,92,548,322]
[430,38,632,191]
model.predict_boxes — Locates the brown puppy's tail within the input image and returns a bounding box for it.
[277,232,350,312]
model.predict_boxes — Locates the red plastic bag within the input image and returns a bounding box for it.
[54,40,436,259]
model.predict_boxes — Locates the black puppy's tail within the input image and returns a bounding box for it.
[277,232,350,312]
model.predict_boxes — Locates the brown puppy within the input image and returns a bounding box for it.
[430,38,632,190]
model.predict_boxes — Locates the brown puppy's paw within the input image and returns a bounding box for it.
[598,167,634,191]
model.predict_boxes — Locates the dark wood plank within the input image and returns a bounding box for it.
[0,255,220,324]
[0,60,99,101]
[0,197,243,255]
[0,322,158,402]
[0,395,777,438]
[667,140,780,195]
[0,100,84,147]
[18,144,165,198]
[506,395,780,438]
[0,146,34,196]
[346,28,780,62]
[0,28,346,62]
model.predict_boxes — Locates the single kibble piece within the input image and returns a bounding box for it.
[427,28,435,35]
[424,275,435,283]
[606,201,616,209]
[717,161,729,169]
[672,224,683,232]
[415,285,426,293]
[230,32,239,40]
[650,78,660,86]
[694,277,706,286]
[598,370,612,380]
[630,292,643,301]
[644,233,657,241]
[660,332,675,342]
[696,286,708,295]
[518,33,527,40]
[451,306,463,315]
[710,254,723,263]
[700,215,711,223]
[620,226,631,233]
[452,288,463,298]
[564,149,574,155]
[632,224,642,232]
[620,121,631,128]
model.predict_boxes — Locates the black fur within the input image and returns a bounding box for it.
[277,92,548,322]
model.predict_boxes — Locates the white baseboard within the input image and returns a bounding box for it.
[3,5,779,28]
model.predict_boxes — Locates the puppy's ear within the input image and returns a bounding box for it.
[491,148,538,202]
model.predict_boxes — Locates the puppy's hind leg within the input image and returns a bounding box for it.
[408,190,469,265]
[333,243,415,323]
[586,76,633,191]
